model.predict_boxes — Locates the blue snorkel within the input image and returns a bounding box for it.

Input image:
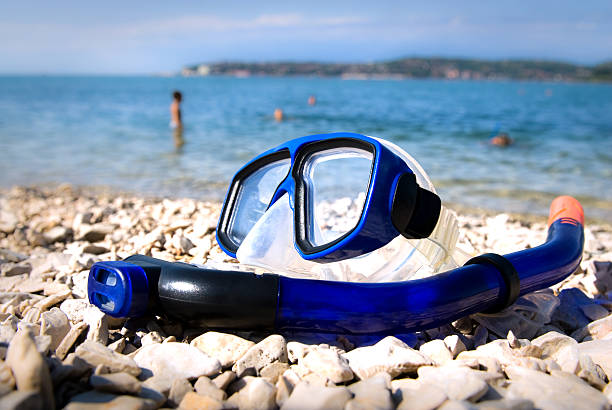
[88,196,584,335]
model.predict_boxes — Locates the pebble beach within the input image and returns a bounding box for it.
[1,184,612,410]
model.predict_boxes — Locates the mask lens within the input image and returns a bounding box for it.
[305,147,373,247]
[228,157,291,246]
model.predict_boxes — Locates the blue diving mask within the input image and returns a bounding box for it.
[216,132,463,280]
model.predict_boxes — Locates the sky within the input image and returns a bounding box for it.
[1,1,611,74]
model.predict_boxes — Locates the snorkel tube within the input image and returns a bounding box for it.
[88,196,584,335]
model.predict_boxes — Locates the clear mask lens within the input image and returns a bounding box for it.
[227,158,290,246]
[303,148,373,247]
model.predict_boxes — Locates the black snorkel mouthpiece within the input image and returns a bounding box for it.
[391,172,442,239]
[88,255,279,329]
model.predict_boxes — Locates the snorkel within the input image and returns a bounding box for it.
[88,133,585,335]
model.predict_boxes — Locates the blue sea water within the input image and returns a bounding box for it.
[0,76,611,221]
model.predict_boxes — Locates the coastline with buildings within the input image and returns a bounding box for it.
[181,57,612,82]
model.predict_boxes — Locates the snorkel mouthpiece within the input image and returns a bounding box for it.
[391,172,441,239]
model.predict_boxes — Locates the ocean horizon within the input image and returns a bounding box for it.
[1,75,611,222]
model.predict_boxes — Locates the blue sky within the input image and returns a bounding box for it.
[1,1,611,73]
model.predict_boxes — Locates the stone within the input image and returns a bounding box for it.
[275,375,294,408]
[458,340,546,371]
[576,353,607,389]
[33,288,71,311]
[212,370,236,390]
[438,401,478,410]
[417,366,491,402]
[576,339,612,380]
[33,335,51,355]
[420,339,453,365]
[287,341,313,363]
[444,335,467,358]
[133,342,221,381]
[55,321,88,360]
[1,262,32,277]
[342,336,432,379]
[281,382,351,410]
[572,313,612,341]
[107,337,126,353]
[179,391,223,410]
[5,328,54,409]
[167,378,193,408]
[194,376,226,401]
[0,391,43,410]
[82,244,110,255]
[346,373,393,410]
[233,334,287,377]
[552,289,595,332]
[0,359,16,396]
[505,365,609,410]
[39,307,71,352]
[140,332,162,347]
[44,226,72,243]
[51,354,92,386]
[75,340,140,376]
[90,372,141,395]
[227,376,276,410]
[83,306,109,345]
[396,383,448,410]
[300,347,353,383]
[190,331,254,368]
[59,298,92,323]
[260,361,290,384]
[64,391,157,410]
[475,398,534,409]
[580,304,610,322]
[80,223,114,242]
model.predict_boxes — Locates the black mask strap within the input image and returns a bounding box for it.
[391,172,441,239]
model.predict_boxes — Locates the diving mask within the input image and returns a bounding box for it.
[216,132,465,281]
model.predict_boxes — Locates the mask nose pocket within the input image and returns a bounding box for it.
[237,193,314,275]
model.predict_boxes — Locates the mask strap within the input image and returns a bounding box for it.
[391,172,441,239]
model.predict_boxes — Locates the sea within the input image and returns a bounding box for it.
[0,76,611,222]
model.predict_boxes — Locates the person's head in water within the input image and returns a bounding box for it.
[308,95,316,106]
[173,91,182,103]
[490,132,513,147]
[274,108,284,122]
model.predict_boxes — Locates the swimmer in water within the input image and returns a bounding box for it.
[308,95,316,106]
[490,132,513,147]
[274,108,284,122]
[170,91,182,129]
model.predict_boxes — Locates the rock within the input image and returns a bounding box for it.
[82,244,110,255]
[64,391,157,410]
[417,366,491,402]
[178,391,223,410]
[300,347,353,383]
[194,376,226,401]
[190,331,255,368]
[572,313,612,341]
[420,339,453,365]
[287,341,313,363]
[5,328,54,409]
[0,391,43,410]
[458,340,546,371]
[140,332,162,347]
[1,262,32,277]
[444,335,467,358]
[475,398,534,409]
[580,304,610,322]
[438,401,478,410]
[260,362,290,384]
[59,299,92,323]
[133,342,221,381]
[212,370,236,390]
[80,223,114,242]
[107,337,126,353]
[590,261,612,294]
[575,353,607,389]
[167,378,193,408]
[346,373,393,410]
[33,335,51,355]
[275,375,294,408]
[90,372,142,395]
[83,307,109,345]
[227,376,276,410]
[55,321,88,360]
[0,359,16,396]
[342,336,432,379]
[576,339,612,380]
[396,383,448,410]
[75,340,140,376]
[604,383,612,404]
[39,307,71,352]
[43,226,72,243]
[505,365,609,410]
[33,288,71,311]
[233,334,287,377]
[552,289,594,332]
[281,382,351,410]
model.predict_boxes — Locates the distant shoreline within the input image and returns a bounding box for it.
[182,57,612,83]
